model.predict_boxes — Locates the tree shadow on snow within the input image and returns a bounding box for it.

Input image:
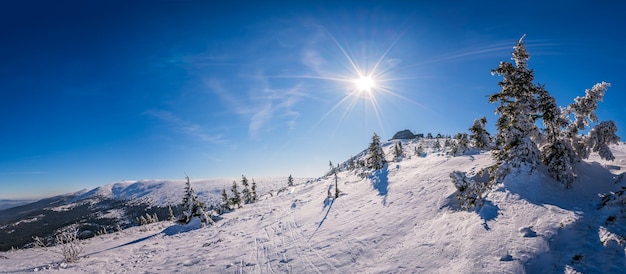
[477,200,499,230]
[85,218,206,257]
[309,197,335,242]
[441,191,500,231]
[370,165,389,205]
[502,162,626,273]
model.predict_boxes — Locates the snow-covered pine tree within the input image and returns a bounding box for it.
[415,145,424,156]
[488,35,543,183]
[537,88,577,187]
[393,141,404,162]
[587,120,620,160]
[288,174,294,187]
[138,215,148,225]
[444,138,451,148]
[348,156,356,170]
[366,133,387,170]
[220,187,229,213]
[251,179,257,202]
[565,82,619,161]
[469,116,491,149]
[178,174,212,225]
[168,205,175,221]
[241,175,251,204]
[450,133,469,156]
[230,181,242,208]
[433,139,441,151]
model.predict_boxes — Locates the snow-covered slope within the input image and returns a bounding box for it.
[2,142,625,273]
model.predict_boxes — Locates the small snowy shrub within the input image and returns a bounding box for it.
[450,171,490,210]
[56,227,83,263]
[33,227,84,263]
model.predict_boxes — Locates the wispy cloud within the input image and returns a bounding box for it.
[144,109,227,144]
[0,171,47,175]
[206,77,306,140]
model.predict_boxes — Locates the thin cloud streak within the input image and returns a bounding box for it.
[0,171,47,175]
[144,109,227,144]
[207,76,306,140]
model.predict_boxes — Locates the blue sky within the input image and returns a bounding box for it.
[1,1,625,199]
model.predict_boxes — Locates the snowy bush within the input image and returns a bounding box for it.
[33,227,84,263]
[450,171,491,210]
[56,227,84,263]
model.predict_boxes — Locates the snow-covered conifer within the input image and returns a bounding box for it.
[450,133,469,156]
[348,156,356,170]
[541,139,576,187]
[241,175,251,204]
[288,174,294,187]
[458,133,469,153]
[251,179,257,202]
[393,141,404,162]
[220,187,229,213]
[444,138,451,148]
[433,139,441,151]
[415,145,424,157]
[366,133,387,170]
[565,82,619,161]
[587,120,620,161]
[536,87,577,187]
[168,205,175,221]
[178,174,211,225]
[469,116,491,149]
[230,181,242,208]
[489,35,542,183]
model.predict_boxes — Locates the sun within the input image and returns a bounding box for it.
[354,76,375,92]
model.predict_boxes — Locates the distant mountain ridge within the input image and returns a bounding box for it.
[0,176,311,251]
[0,199,36,211]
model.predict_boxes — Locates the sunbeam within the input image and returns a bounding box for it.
[272,27,435,139]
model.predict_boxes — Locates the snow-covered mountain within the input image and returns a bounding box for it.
[0,176,311,252]
[1,140,625,273]
[68,176,310,207]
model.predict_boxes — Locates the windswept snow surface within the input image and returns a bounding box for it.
[2,142,626,273]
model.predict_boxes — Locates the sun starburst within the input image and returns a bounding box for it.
[355,76,375,93]
[275,28,427,137]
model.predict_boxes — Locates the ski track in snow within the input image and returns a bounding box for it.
[1,142,626,273]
